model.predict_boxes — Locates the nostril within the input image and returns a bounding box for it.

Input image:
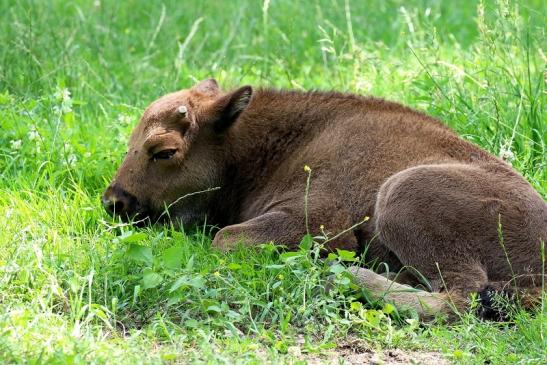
[103,198,125,214]
[102,194,123,215]
[112,200,125,214]
[102,185,139,218]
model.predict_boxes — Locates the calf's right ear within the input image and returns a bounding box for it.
[211,86,253,133]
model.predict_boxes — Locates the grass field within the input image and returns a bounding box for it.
[0,0,546,363]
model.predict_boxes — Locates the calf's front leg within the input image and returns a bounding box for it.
[212,209,359,252]
[212,211,302,251]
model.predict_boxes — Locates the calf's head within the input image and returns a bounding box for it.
[102,79,252,225]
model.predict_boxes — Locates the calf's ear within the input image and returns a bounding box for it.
[212,86,253,132]
[193,78,221,96]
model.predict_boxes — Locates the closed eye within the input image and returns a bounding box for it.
[152,149,177,161]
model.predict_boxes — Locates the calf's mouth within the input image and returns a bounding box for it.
[101,183,153,226]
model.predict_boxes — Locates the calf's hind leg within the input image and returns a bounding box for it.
[374,163,520,295]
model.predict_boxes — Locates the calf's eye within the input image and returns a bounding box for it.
[152,149,177,161]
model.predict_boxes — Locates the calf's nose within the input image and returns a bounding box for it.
[102,184,138,217]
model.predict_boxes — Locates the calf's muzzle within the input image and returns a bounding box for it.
[102,184,140,219]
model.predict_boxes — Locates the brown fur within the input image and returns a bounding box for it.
[103,79,546,320]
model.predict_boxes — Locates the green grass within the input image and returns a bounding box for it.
[0,0,545,363]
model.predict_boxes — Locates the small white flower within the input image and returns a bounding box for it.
[117,113,133,125]
[28,126,40,141]
[10,139,22,150]
[54,87,71,102]
[453,67,465,82]
[61,101,73,114]
[63,153,78,167]
[499,143,515,162]
[53,87,73,114]
[355,77,373,92]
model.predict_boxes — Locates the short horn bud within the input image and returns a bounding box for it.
[177,105,188,116]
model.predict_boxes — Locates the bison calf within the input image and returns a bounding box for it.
[103,79,546,320]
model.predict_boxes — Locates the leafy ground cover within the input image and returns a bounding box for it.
[0,0,545,363]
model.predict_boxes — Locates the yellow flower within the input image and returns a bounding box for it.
[304,165,311,172]
[213,271,221,277]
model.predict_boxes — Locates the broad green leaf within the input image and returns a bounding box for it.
[162,244,183,270]
[201,299,222,313]
[226,310,241,319]
[142,268,163,289]
[227,263,241,270]
[170,276,189,292]
[365,309,383,326]
[119,231,148,243]
[171,231,186,241]
[299,234,313,250]
[382,302,396,315]
[126,244,153,265]
[319,342,337,350]
[334,276,351,286]
[206,305,222,313]
[169,275,205,292]
[280,252,302,262]
[167,292,183,306]
[329,263,345,275]
[185,319,199,328]
[336,249,357,262]
[452,350,465,360]
[186,255,195,270]
[161,354,177,361]
[188,275,206,289]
